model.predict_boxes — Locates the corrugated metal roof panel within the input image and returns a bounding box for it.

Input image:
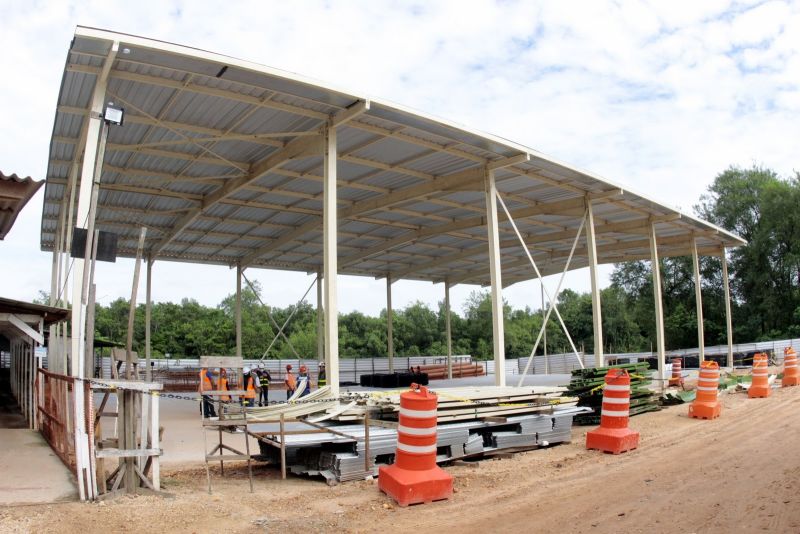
[39,27,745,284]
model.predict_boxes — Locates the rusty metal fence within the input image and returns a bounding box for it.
[36,368,87,472]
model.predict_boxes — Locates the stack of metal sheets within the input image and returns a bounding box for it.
[254,406,590,483]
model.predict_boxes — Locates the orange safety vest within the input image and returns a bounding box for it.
[285,371,296,391]
[199,369,213,393]
[244,375,256,399]
[219,376,230,402]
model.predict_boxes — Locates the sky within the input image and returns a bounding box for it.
[0,0,798,317]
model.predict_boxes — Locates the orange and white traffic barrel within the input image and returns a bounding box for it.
[748,353,771,398]
[782,347,798,387]
[585,368,640,454]
[669,357,683,387]
[378,384,453,506]
[688,360,722,419]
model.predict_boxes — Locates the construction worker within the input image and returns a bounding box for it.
[198,367,217,418]
[218,368,231,403]
[258,367,272,406]
[252,367,262,404]
[285,364,297,400]
[298,365,311,397]
[241,367,257,407]
[317,362,326,388]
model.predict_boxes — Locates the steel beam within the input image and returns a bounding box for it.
[145,258,153,381]
[721,248,734,368]
[387,275,394,373]
[323,124,339,395]
[650,223,667,386]
[445,280,453,380]
[586,199,604,367]
[148,134,324,256]
[316,270,324,361]
[485,168,505,386]
[692,238,705,363]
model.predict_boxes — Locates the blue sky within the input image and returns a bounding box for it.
[0,0,797,316]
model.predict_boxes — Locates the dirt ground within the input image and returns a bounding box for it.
[1,385,798,534]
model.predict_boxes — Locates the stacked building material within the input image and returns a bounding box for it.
[253,406,589,483]
[421,362,485,380]
[359,371,428,387]
[566,363,659,425]
[364,385,575,422]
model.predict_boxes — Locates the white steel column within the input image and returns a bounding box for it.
[692,238,705,363]
[445,280,453,380]
[485,168,506,386]
[316,270,324,361]
[649,223,667,386]
[69,41,117,502]
[145,258,153,381]
[586,200,604,368]
[323,124,340,395]
[386,275,394,373]
[235,265,242,359]
[542,282,549,374]
[721,248,734,368]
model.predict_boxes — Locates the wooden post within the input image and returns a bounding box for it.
[235,264,243,387]
[721,248,734,368]
[126,228,147,380]
[364,411,371,473]
[279,413,287,480]
[485,168,506,386]
[150,392,160,491]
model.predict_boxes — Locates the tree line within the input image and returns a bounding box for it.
[84,165,798,360]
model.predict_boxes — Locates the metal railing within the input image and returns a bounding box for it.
[36,369,86,472]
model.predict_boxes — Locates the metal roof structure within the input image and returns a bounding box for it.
[40,27,744,287]
[0,296,69,327]
[1,172,42,240]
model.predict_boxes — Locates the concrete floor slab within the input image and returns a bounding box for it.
[0,429,78,505]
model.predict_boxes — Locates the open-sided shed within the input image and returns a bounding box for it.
[41,26,743,392]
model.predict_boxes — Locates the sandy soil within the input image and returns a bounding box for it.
[1,385,798,534]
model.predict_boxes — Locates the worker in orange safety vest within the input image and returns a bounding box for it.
[241,367,256,407]
[198,367,217,418]
[218,368,231,402]
[285,364,297,400]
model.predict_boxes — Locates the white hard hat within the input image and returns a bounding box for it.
[243,366,251,374]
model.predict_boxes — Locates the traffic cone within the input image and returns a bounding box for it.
[748,353,771,398]
[586,368,640,454]
[669,357,683,387]
[782,347,799,387]
[688,360,721,419]
[379,384,453,506]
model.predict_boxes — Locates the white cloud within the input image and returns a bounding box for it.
[0,0,798,318]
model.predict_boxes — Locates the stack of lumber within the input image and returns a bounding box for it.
[566,363,659,425]
[224,386,339,422]
[421,362,485,380]
[338,385,576,423]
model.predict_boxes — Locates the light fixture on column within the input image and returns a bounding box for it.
[103,102,125,126]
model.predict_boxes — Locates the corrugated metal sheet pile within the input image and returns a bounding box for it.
[566,363,660,425]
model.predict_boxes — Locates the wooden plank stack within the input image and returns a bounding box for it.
[335,386,577,423]
[566,363,660,425]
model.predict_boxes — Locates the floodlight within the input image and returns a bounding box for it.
[103,103,125,126]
